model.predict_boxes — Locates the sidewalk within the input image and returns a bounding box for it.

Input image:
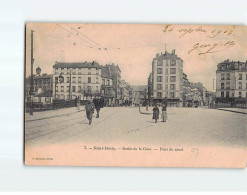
[216,108,247,114]
[25,106,85,122]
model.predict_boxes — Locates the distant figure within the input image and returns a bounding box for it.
[93,98,101,118]
[77,96,80,110]
[161,102,167,122]
[85,100,95,125]
[74,96,78,107]
[152,104,160,123]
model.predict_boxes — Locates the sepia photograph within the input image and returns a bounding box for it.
[24,23,247,168]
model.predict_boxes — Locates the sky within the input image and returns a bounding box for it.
[26,23,247,91]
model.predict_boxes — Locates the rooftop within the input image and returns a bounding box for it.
[53,61,101,69]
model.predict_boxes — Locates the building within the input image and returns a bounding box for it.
[52,61,102,100]
[216,59,247,107]
[105,64,122,105]
[131,85,147,106]
[119,80,133,105]
[151,49,184,107]
[25,67,53,105]
[101,66,115,106]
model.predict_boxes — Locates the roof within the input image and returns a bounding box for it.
[131,85,147,92]
[34,90,52,97]
[53,61,101,69]
[155,52,182,61]
[105,64,121,75]
[101,67,112,78]
[33,74,52,79]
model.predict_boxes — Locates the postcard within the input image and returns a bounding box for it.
[25,23,247,168]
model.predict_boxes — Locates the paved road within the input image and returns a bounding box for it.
[25,107,247,148]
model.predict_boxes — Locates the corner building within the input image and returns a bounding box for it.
[151,50,183,106]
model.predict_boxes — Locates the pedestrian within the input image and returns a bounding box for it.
[161,102,167,122]
[94,98,101,118]
[77,96,80,110]
[152,104,159,123]
[85,100,95,125]
[74,96,78,107]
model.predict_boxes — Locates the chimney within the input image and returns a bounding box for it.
[156,53,159,58]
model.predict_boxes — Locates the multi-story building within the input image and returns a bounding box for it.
[25,67,53,105]
[105,64,122,105]
[151,49,184,107]
[119,80,133,105]
[101,66,114,106]
[52,61,102,100]
[216,60,247,107]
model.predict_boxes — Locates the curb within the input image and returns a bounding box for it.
[216,108,247,115]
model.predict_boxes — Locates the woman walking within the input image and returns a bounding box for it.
[85,100,95,125]
[152,104,160,123]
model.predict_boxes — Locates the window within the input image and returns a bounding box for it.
[78,86,82,92]
[96,86,99,92]
[55,68,58,74]
[170,84,175,90]
[221,74,225,80]
[88,77,91,83]
[170,92,175,98]
[239,73,242,80]
[226,82,230,89]
[170,76,176,82]
[157,76,162,82]
[61,68,64,74]
[226,73,230,80]
[78,77,81,83]
[96,77,99,84]
[165,84,168,90]
[221,91,224,98]
[55,77,58,83]
[232,92,234,97]
[157,68,163,74]
[61,86,64,92]
[226,91,229,98]
[72,86,76,92]
[170,60,176,66]
[170,68,176,74]
[157,92,162,98]
[107,80,110,86]
[67,86,70,92]
[88,68,91,75]
[166,68,168,74]
[67,69,71,74]
[78,68,81,75]
[102,79,105,85]
[239,82,242,89]
[96,69,99,75]
[72,77,76,83]
[72,69,76,75]
[239,92,242,98]
[55,86,58,92]
[221,83,224,89]
[157,84,162,90]
[67,77,70,83]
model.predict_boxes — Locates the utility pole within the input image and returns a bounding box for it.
[213,78,214,91]
[29,30,34,115]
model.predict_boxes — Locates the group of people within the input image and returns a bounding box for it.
[152,98,168,123]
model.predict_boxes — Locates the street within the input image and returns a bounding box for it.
[25,107,247,148]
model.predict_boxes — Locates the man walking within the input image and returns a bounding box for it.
[152,104,160,123]
[93,98,101,118]
[85,100,95,125]
[161,98,168,122]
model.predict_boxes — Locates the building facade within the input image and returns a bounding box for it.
[52,61,103,100]
[216,60,247,107]
[151,49,183,106]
